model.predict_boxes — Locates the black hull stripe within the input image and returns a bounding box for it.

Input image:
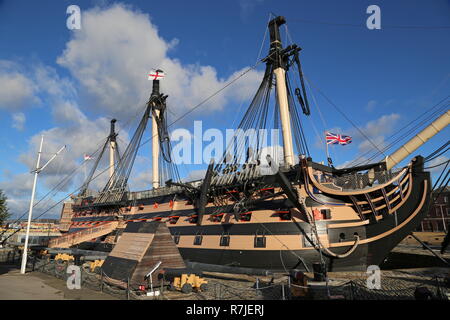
[178,246,369,272]
[72,198,291,221]
[69,219,362,236]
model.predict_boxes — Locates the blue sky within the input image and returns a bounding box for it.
[0,0,449,219]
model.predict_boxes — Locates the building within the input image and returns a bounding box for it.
[0,219,61,246]
[418,186,450,232]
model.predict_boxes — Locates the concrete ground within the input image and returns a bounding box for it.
[0,264,117,300]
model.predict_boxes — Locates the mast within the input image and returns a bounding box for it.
[268,16,295,167]
[150,71,163,189]
[109,119,117,180]
[152,107,160,189]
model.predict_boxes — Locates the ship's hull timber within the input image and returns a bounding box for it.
[56,157,431,272]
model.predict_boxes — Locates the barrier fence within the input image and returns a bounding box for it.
[2,253,448,300]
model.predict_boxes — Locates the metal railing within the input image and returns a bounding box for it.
[24,254,450,301]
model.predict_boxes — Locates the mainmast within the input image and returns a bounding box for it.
[268,16,295,167]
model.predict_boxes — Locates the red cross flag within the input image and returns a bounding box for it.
[148,69,165,80]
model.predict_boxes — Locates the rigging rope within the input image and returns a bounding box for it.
[3,53,271,228]
[303,74,387,158]
[424,159,450,170]
[349,97,449,167]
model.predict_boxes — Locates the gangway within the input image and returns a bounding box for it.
[48,221,118,248]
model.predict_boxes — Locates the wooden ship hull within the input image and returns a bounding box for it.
[49,16,447,276]
[54,156,431,272]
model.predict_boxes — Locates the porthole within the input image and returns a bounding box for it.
[220,233,230,247]
[194,234,203,245]
[173,233,180,244]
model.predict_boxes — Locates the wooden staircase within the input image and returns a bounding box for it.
[58,202,74,232]
[48,221,119,248]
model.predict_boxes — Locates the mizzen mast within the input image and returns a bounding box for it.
[109,119,117,180]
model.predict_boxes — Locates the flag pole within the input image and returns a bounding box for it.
[20,135,44,274]
[20,139,65,274]
[325,131,330,166]
[84,159,87,182]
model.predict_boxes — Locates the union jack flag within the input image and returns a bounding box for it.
[325,132,352,145]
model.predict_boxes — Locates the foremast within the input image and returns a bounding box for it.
[109,119,117,181]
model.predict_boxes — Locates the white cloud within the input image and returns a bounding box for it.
[356,113,400,153]
[0,61,40,110]
[426,155,449,174]
[183,169,206,182]
[239,0,264,20]
[11,112,25,131]
[333,113,402,168]
[130,171,152,190]
[56,4,263,121]
[33,64,77,105]
[2,4,266,218]
[365,100,377,112]
[0,172,33,199]
[1,63,120,214]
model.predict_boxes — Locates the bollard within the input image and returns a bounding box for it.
[312,262,326,282]
[350,281,355,300]
[33,254,38,272]
[287,276,291,300]
[127,277,130,300]
[100,269,104,293]
[281,283,285,300]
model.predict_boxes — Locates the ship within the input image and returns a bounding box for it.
[50,16,449,274]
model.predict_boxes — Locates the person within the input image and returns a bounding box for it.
[440,222,450,254]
